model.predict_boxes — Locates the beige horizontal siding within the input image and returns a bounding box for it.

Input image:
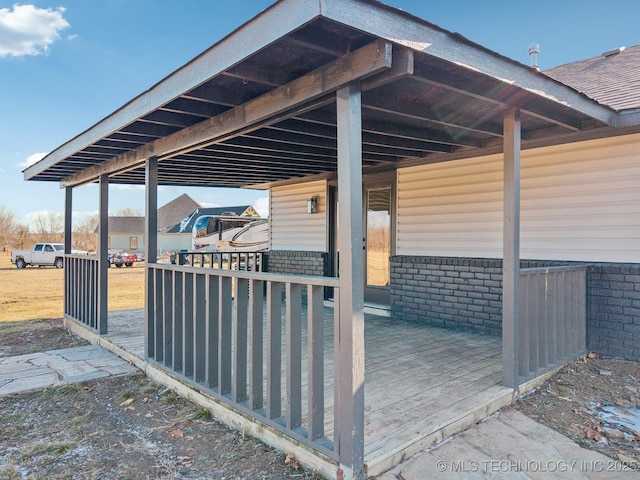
[270,180,327,251]
[397,134,640,263]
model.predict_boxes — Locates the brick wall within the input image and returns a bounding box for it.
[587,264,640,361]
[391,256,640,361]
[390,256,504,336]
[263,250,327,277]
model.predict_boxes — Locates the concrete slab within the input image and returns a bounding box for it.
[65,370,110,383]
[0,345,139,397]
[0,364,57,382]
[0,372,61,396]
[97,363,140,376]
[48,345,102,355]
[50,359,101,379]
[382,409,638,479]
[57,346,114,361]
[0,352,47,364]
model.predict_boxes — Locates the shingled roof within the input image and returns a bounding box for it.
[107,216,145,234]
[545,44,640,111]
[157,193,201,231]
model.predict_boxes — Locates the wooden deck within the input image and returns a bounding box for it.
[89,307,512,477]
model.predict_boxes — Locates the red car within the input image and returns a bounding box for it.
[108,252,136,268]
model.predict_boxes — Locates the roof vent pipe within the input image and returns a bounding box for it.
[528,44,540,71]
[602,46,625,57]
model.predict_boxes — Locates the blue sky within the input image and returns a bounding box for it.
[1,0,638,227]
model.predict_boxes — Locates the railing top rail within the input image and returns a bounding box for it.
[520,264,590,275]
[65,253,98,260]
[148,263,340,288]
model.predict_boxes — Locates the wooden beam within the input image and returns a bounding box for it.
[64,187,72,255]
[335,83,365,480]
[321,0,615,125]
[24,0,324,181]
[59,39,394,188]
[97,174,109,335]
[144,156,158,358]
[502,109,521,389]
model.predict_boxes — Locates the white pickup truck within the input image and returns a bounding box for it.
[11,243,66,269]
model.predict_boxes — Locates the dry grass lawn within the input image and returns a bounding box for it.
[0,254,144,322]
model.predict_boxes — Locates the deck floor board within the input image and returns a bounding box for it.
[105,306,506,475]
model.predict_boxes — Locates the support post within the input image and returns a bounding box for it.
[64,187,72,316]
[64,187,72,255]
[145,156,158,358]
[502,108,521,389]
[335,82,365,480]
[97,174,109,335]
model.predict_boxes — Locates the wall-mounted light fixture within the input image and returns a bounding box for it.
[307,195,319,214]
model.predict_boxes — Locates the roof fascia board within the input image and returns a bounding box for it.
[321,0,616,125]
[24,0,321,181]
[59,39,395,188]
[617,109,640,127]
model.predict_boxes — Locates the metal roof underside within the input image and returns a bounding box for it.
[25,0,621,190]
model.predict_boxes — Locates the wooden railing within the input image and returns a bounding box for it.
[64,254,99,330]
[146,263,340,457]
[174,251,263,272]
[517,265,587,384]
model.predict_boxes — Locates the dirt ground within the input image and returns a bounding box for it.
[0,319,320,480]
[1,319,639,478]
[514,355,640,471]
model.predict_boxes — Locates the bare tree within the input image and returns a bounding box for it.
[32,210,64,243]
[0,205,26,252]
[114,207,143,217]
[73,213,99,252]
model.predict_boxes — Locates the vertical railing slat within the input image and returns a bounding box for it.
[173,271,184,373]
[163,269,173,367]
[194,273,207,384]
[234,278,249,403]
[308,283,325,440]
[578,269,587,354]
[249,279,264,411]
[286,283,302,430]
[206,276,220,388]
[518,274,529,378]
[537,273,547,371]
[183,272,195,379]
[546,272,557,367]
[267,281,282,419]
[219,276,233,396]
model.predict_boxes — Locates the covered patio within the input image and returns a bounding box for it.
[24,0,621,478]
[66,305,509,477]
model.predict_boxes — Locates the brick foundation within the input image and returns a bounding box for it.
[390,256,640,361]
[263,250,328,277]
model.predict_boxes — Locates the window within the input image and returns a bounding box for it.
[44,245,54,252]
[130,236,138,250]
[34,244,43,252]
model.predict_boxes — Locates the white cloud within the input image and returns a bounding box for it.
[200,202,221,208]
[255,196,269,218]
[18,151,47,169]
[0,4,70,58]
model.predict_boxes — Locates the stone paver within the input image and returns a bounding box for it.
[379,409,638,479]
[0,345,139,397]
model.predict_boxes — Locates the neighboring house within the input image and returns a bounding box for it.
[23,1,640,479]
[103,194,202,255]
[105,216,145,252]
[158,193,202,232]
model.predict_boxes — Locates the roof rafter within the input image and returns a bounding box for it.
[59,39,409,188]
